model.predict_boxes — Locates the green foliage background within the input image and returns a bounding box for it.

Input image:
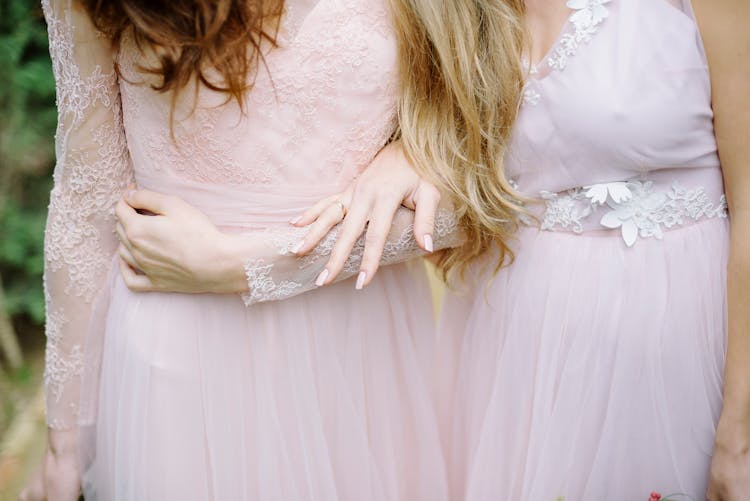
[0,0,56,326]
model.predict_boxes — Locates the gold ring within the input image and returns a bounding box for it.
[334,201,347,218]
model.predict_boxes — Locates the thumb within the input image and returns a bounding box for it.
[124,189,175,216]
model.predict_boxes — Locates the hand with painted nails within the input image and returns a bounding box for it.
[113,141,461,302]
[114,181,459,303]
[290,140,444,290]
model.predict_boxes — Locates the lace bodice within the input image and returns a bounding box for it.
[120,0,397,189]
[512,0,725,243]
[42,0,463,430]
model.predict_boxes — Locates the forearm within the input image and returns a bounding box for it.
[212,207,462,304]
[722,213,750,418]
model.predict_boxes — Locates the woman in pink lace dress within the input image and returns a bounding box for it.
[27,0,511,499]
[29,0,534,498]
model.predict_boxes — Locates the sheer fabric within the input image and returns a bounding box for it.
[42,0,134,430]
[239,207,460,305]
[43,1,455,499]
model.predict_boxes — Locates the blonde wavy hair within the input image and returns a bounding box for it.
[390,0,527,279]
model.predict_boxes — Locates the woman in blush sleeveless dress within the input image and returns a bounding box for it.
[39,0,459,499]
[438,0,731,499]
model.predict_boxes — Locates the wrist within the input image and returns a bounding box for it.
[205,232,254,294]
[719,402,750,427]
[720,380,750,421]
[47,427,78,456]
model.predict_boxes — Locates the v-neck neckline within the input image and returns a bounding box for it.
[527,10,574,71]
[524,0,613,81]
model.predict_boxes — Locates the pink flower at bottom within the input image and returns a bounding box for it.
[649,493,662,501]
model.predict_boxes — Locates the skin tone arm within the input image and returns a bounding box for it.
[114,141,443,294]
[693,0,750,499]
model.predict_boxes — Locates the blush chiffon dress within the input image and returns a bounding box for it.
[439,0,729,499]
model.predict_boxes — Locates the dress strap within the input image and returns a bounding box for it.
[679,0,710,65]
[679,0,698,21]
[660,0,708,64]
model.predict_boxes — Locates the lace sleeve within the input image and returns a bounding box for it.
[42,0,133,430]
[240,207,463,305]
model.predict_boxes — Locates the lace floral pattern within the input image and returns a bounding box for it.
[547,0,612,71]
[540,188,593,234]
[243,260,304,304]
[521,0,611,108]
[241,209,462,306]
[43,309,83,406]
[540,181,727,246]
[43,0,133,429]
[120,0,398,185]
[144,107,275,185]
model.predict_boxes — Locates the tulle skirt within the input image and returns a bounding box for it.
[81,262,449,501]
[438,219,728,501]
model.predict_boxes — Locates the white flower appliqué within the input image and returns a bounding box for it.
[584,182,632,205]
[539,180,727,247]
[568,0,611,28]
[548,0,612,71]
[523,88,541,106]
[598,181,727,247]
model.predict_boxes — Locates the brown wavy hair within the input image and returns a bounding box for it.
[80,0,284,108]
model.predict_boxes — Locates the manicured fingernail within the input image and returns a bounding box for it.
[291,240,305,254]
[355,271,367,290]
[315,269,329,287]
[290,216,301,225]
[424,234,434,253]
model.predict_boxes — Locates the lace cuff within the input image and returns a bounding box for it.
[241,208,462,305]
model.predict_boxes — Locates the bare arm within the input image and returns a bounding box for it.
[693,1,750,499]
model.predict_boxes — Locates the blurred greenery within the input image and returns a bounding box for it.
[0,0,56,327]
[0,1,55,483]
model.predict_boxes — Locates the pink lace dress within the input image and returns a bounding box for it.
[439,1,728,499]
[41,1,459,499]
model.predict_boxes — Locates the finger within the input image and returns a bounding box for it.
[118,257,155,292]
[413,184,442,252]
[294,200,354,256]
[116,204,164,250]
[319,201,372,284]
[356,198,401,289]
[118,243,141,271]
[115,198,139,226]
[115,222,138,253]
[123,189,176,216]
[291,195,339,227]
